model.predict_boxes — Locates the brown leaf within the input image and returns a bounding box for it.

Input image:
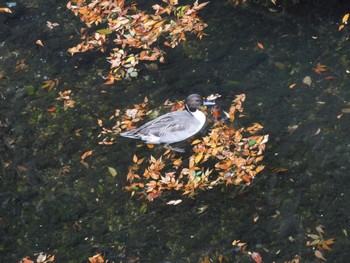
[314,250,327,261]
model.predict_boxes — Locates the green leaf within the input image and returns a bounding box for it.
[27,85,35,95]
[248,139,256,146]
[96,28,112,35]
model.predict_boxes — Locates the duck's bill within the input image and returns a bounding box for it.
[203,100,216,106]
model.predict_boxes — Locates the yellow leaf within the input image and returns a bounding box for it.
[191,139,201,145]
[125,55,135,63]
[195,152,203,163]
[289,83,296,89]
[342,13,349,24]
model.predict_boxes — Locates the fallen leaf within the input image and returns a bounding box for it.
[47,107,57,113]
[289,83,296,89]
[251,252,262,263]
[342,13,349,24]
[303,76,312,86]
[341,108,350,113]
[339,24,345,31]
[0,7,12,13]
[257,42,264,49]
[108,167,118,177]
[81,150,93,160]
[36,39,44,47]
[166,199,182,205]
[314,250,327,261]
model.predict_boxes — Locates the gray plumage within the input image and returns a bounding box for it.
[120,94,214,145]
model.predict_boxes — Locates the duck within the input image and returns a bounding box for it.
[120,94,215,145]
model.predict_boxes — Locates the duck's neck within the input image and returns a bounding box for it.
[188,108,206,129]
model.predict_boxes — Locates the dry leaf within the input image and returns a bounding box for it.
[257,42,264,49]
[81,150,93,160]
[303,76,312,86]
[314,250,327,261]
[166,199,182,205]
[341,108,350,114]
[36,39,44,47]
[289,83,296,89]
[251,252,262,263]
[0,7,12,13]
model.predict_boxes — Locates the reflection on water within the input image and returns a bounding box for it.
[1,1,350,262]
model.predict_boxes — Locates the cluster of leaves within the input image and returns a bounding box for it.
[306,225,336,261]
[338,13,349,31]
[19,253,55,263]
[99,94,268,201]
[67,0,208,84]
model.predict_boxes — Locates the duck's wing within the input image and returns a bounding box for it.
[119,112,180,139]
[156,112,201,143]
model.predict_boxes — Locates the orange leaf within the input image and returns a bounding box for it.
[338,24,345,31]
[257,42,264,49]
[0,7,12,13]
[81,150,93,160]
[20,257,34,263]
[47,107,57,113]
[289,83,296,89]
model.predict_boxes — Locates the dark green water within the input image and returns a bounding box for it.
[1,0,350,262]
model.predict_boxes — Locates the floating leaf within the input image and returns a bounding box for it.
[0,7,12,13]
[108,167,118,177]
[251,252,262,263]
[341,108,350,114]
[314,250,326,261]
[342,13,349,24]
[36,39,44,47]
[289,83,296,89]
[257,42,264,49]
[166,199,182,205]
[303,76,312,86]
[96,28,113,35]
[81,150,93,160]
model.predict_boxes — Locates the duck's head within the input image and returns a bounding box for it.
[186,94,216,112]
